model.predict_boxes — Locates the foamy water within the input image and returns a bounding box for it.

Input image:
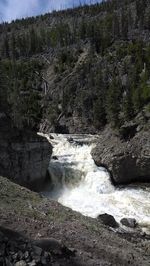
[40,133,150,234]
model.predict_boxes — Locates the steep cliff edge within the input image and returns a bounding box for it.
[92,118,150,185]
[0,113,52,190]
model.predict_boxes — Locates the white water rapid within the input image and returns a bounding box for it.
[40,133,150,234]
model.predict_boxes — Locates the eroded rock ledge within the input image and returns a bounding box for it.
[0,114,52,190]
[92,126,150,185]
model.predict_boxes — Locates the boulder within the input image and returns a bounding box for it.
[32,238,63,252]
[49,135,54,140]
[32,238,76,257]
[97,213,118,228]
[52,156,58,160]
[120,218,137,228]
[0,115,52,191]
[92,126,150,185]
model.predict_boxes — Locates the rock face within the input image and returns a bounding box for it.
[0,114,52,190]
[92,126,150,185]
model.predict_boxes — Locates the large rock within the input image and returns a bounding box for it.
[97,213,118,228]
[0,114,52,191]
[120,218,137,228]
[91,126,150,185]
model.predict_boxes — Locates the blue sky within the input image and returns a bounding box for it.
[0,0,101,22]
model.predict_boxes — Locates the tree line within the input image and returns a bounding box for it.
[0,0,149,131]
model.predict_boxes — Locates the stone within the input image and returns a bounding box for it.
[0,116,52,191]
[17,251,24,260]
[32,238,63,252]
[24,251,29,259]
[33,246,42,256]
[28,260,36,266]
[12,253,18,260]
[120,218,137,228]
[5,258,13,266]
[52,156,58,160]
[61,246,76,258]
[68,137,74,143]
[0,243,5,256]
[92,126,150,185]
[15,261,27,266]
[97,213,118,228]
[41,257,47,265]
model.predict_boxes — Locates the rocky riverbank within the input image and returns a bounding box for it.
[0,175,150,266]
[0,113,52,191]
[0,112,149,265]
[92,122,150,185]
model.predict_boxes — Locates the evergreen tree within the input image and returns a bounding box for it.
[106,78,122,128]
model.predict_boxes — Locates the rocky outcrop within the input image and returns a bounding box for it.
[0,114,52,190]
[92,125,150,185]
[0,228,51,265]
[0,227,75,266]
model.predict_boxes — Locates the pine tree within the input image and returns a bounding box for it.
[10,33,17,59]
[122,89,134,121]
[106,78,122,128]
[2,35,10,58]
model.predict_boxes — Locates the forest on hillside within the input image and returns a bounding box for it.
[0,0,150,132]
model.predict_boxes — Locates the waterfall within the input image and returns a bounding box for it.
[40,133,150,234]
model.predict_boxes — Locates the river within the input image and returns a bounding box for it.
[40,133,150,234]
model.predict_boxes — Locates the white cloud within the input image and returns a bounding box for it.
[0,0,101,22]
[1,0,39,21]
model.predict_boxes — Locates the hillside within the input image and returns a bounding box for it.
[0,2,150,265]
[0,175,149,265]
[0,0,150,133]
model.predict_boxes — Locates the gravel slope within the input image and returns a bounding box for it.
[0,176,149,266]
